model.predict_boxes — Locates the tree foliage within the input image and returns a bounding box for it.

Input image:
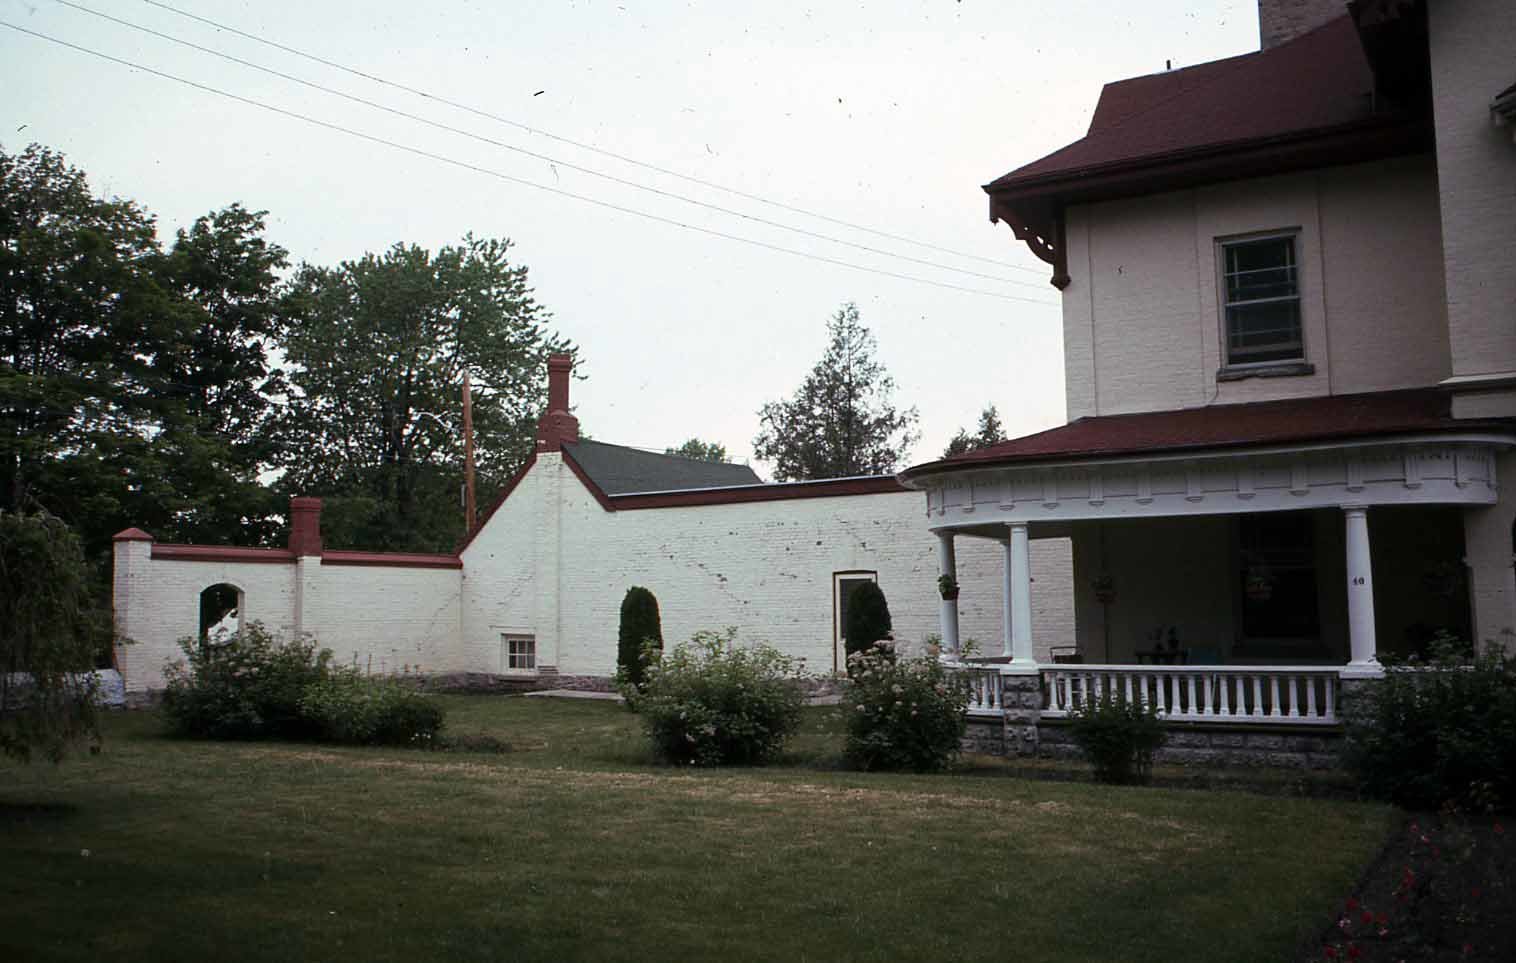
[0,144,287,566]
[843,580,893,664]
[275,236,572,551]
[665,438,729,463]
[753,303,919,481]
[942,404,1007,458]
[0,510,109,762]
[617,586,664,689]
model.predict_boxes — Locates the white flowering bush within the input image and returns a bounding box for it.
[635,627,806,766]
[162,622,331,740]
[842,642,968,772]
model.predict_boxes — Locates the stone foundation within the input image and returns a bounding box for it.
[1038,720,1344,770]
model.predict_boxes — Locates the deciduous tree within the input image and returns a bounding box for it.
[942,404,1007,458]
[665,438,729,463]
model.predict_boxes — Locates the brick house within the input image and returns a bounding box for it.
[898,0,1516,763]
[111,356,1073,694]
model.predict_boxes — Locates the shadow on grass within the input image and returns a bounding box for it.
[0,800,80,825]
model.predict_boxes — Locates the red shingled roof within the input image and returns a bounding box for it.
[903,390,1516,477]
[988,16,1383,192]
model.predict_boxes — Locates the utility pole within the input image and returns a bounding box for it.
[462,371,477,531]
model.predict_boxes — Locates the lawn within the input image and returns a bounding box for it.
[2,696,1395,962]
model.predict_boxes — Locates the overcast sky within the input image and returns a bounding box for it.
[2,0,1259,477]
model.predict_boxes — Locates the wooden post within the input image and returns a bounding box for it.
[462,371,477,531]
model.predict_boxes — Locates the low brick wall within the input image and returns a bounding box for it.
[1038,719,1344,770]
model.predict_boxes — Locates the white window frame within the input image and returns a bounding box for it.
[1218,230,1305,368]
[502,634,536,673]
[832,570,879,674]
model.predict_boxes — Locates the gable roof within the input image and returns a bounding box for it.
[900,389,1516,480]
[561,439,760,495]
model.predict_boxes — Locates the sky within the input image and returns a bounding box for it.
[1,0,1260,477]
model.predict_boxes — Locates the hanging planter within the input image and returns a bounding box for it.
[937,574,960,601]
[1245,572,1274,602]
[1092,574,1116,605]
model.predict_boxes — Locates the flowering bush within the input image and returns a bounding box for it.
[162,622,445,746]
[841,643,968,772]
[634,627,805,766]
[162,623,331,740]
[299,670,445,746]
[1344,636,1516,811]
[1067,693,1166,785]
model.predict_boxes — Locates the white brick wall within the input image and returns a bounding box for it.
[1061,158,1451,419]
[1430,0,1516,397]
[461,458,1075,678]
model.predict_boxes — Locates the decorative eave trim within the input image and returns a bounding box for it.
[987,197,1070,290]
[609,475,907,511]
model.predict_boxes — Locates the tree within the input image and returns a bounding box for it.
[844,580,893,666]
[752,303,919,480]
[0,511,109,762]
[617,586,663,689]
[1,145,290,567]
[942,404,1008,458]
[665,438,729,463]
[275,236,572,552]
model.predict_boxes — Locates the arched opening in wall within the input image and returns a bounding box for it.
[199,583,244,645]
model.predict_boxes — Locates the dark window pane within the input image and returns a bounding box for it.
[1239,513,1320,640]
[837,577,874,640]
[1223,236,1302,364]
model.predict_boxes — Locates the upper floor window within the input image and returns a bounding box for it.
[1221,234,1302,366]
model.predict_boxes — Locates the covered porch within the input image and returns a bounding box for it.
[897,390,1516,752]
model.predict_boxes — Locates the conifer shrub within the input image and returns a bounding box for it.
[844,581,893,664]
[1067,693,1166,785]
[842,643,968,771]
[617,586,663,691]
[635,628,805,766]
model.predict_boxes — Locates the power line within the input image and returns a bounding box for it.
[3,21,1059,306]
[138,0,1045,277]
[53,0,1046,291]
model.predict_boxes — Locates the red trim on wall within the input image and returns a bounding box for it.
[610,475,908,511]
[113,527,154,542]
[151,544,296,564]
[321,551,462,570]
[560,447,618,511]
[455,453,538,554]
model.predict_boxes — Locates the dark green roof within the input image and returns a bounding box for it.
[563,440,760,495]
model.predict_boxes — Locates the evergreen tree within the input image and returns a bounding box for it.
[617,586,663,688]
[942,404,1008,458]
[753,303,919,480]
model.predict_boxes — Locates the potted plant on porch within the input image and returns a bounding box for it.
[937,574,959,601]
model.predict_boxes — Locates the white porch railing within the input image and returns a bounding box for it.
[947,664,1005,718]
[1040,664,1340,725]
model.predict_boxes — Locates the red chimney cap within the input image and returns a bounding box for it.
[113,527,154,542]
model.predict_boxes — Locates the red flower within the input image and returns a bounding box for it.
[1472,886,1481,899]
[1375,911,1388,925]
[1360,910,1373,924]
[1324,948,1339,959]
[1346,898,1360,911]
[1495,822,1505,836]
[1347,944,1362,960]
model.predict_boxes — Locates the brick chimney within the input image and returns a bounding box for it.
[1258,0,1348,49]
[288,496,324,557]
[534,354,580,452]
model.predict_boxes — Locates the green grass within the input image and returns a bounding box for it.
[1,697,1395,962]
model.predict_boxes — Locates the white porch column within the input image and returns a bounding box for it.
[1000,538,1014,657]
[1009,522,1034,665]
[1343,506,1382,677]
[937,531,960,656]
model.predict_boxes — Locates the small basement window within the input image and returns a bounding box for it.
[503,634,536,672]
[1221,233,1303,366]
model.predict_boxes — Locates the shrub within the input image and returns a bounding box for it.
[843,581,893,665]
[1067,693,1166,785]
[635,627,805,766]
[617,586,663,690]
[841,643,968,772]
[299,671,445,747]
[0,509,110,763]
[162,623,331,740]
[1343,637,1516,811]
